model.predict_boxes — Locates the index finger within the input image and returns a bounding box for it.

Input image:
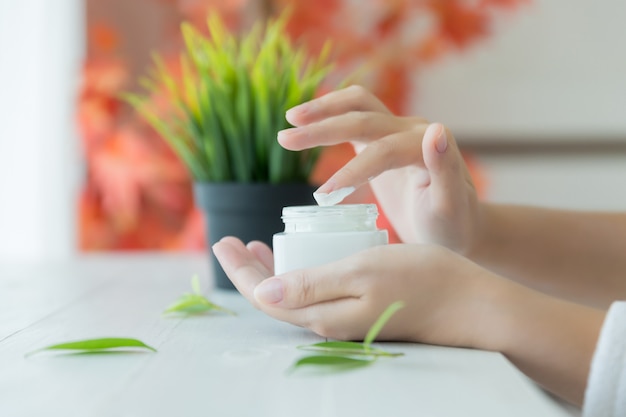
[286,85,390,127]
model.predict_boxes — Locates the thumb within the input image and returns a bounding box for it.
[421,122,465,188]
[422,122,449,171]
[253,264,356,308]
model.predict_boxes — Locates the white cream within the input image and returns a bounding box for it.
[313,186,355,206]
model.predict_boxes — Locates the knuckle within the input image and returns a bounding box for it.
[365,137,397,171]
[361,245,386,266]
[310,322,332,339]
[347,84,368,100]
[304,309,329,336]
[347,110,372,141]
[311,321,352,341]
[405,115,429,128]
[342,254,365,278]
[291,270,315,306]
[370,136,396,158]
[337,252,370,289]
[415,116,430,125]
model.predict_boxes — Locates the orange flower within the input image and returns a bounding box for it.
[89,22,120,54]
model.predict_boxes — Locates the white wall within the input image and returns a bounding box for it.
[477,153,626,211]
[411,0,626,212]
[415,0,626,143]
[0,0,83,260]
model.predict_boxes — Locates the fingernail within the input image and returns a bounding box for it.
[313,186,355,206]
[211,242,232,269]
[254,278,284,304]
[277,128,291,143]
[278,127,308,145]
[435,125,448,153]
[315,179,336,194]
[286,104,309,123]
[288,103,309,115]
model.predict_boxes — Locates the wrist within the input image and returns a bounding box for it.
[474,276,539,353]
[476,277,605,405]
[465,202,503,267]
[464,271,523,352]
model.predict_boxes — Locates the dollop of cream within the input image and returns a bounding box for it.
[313,186,356,206]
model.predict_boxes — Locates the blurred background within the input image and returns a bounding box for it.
[2,0,626,262]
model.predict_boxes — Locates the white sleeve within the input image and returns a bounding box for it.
[583,301,626,417]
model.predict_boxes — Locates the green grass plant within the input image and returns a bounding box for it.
[124,12,333,183]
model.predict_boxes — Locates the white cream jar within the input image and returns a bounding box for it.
[273,204,388,275]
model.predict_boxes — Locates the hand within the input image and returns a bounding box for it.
[212,236,505,349]
[213,237,606,406]
[279,85,482,254]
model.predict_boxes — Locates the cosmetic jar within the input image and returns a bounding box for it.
[273,204,388,275]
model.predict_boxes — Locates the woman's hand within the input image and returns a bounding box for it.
[213,237,606,406]
[279,85,482,254]
[213,237,504,349]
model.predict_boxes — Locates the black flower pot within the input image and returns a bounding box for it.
[194,182,316,290]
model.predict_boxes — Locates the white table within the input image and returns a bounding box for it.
[0,255,578,417]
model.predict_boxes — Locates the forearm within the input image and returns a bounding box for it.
[478,278,605,406]
[469,203,626,307]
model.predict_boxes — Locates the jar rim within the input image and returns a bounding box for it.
[280,204,379,232]
[282,204,378,218]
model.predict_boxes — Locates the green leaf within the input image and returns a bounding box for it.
[291,355,375,370]
[297,341,403,358]
[191,274,202,294]
[25,338,156,357]
[363,301,405,347]
[163,293,235,316]
[163,276,236,316]
[289,301,405,373]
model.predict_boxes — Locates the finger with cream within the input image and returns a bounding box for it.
[313,186,356,206]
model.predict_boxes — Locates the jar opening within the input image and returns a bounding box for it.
[281,204,379,233]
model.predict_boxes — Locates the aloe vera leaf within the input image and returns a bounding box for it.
[25,338,156,357]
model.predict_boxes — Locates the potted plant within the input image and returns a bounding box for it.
[124,12,333,289]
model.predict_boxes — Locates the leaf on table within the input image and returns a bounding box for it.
[298,341,403,357]
[291,355,375,370]
[163,274,236,316]
[25,337,156,357]
[290,301,405,372]
[163,293,235,316]
[191,274,203,294]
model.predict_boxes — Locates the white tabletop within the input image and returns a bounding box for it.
[0,255,578,417]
